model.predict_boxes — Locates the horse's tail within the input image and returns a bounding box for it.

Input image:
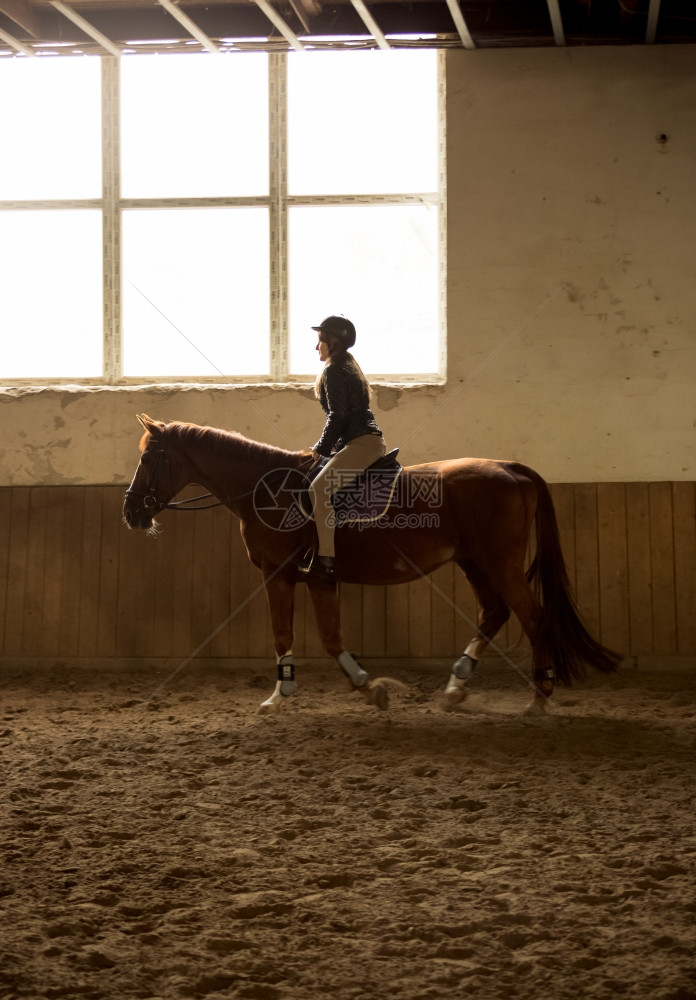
[525,470,622,685]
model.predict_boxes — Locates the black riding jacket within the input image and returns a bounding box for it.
[312,352,382,457]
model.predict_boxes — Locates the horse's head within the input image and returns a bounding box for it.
[123,414,174,532]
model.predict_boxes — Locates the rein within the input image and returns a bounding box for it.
[165,493,227,511]
[124,484,246,513]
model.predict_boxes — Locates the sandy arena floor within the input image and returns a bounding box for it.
[1,657,695,1000]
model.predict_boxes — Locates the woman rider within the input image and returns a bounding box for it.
[304,315,386,582]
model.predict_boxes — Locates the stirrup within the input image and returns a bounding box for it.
[295,544,316,574]
[296,547,335,582]
[308,557,335,582]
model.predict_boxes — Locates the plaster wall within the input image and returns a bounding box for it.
[1,44,694,486]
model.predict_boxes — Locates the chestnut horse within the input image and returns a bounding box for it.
[123,414,620,714]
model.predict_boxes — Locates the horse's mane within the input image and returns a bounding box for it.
[165,421,310,471]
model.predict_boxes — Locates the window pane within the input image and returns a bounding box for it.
[121,54,269,198]
[0,58,101,200]
[0,211,103,378]
[122,208,270,377]
[288,51,438,196]
[288,204,440,375]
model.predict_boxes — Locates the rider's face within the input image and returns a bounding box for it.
[316,338,330,362]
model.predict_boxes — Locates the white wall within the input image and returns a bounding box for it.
[445,44,696,483]
[1,44,694,486]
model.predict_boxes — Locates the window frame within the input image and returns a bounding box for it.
[0,51,446,387]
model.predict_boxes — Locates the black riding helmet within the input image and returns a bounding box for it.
[311,315,356,349]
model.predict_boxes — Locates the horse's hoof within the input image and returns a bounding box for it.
[522,698,547,716]
[443,687,467,712]
[362,680,389,711]
[258,698,281,715]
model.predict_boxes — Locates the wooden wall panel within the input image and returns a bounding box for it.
[58,487,85,658]
[626,483,653,655]
[0,488,11,654]
[41,486,66,658]
[649,483,677,654]
[673,483,696,653]
[574,484,600,640]
[77,488,103,658]
[5,489,30,656]
[97,488,120,657]
[0,483,695,664]
[597,483,630,655]
[23,488,48,656]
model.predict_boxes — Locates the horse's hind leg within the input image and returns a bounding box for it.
[444,561,510,709]
[482,568,554,714]
[259,568,299,714]
[306,580,393,711]
[506,584,555,714]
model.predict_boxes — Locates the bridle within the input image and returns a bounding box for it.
[124,445,228,514]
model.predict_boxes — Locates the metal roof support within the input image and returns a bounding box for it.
[253,0,305,51]
[49,0,121,57]
[0,0,41,37]
[350,0,390,49]
[444,0,475,49]
[288,1,310,35]
[157,0,219,54]
[0,24,35,54]
[646,0,661,43]
[289,0,321,34]
[546,0,565,46]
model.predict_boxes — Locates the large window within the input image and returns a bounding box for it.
[0,57,103,379]
[0,51,444,383]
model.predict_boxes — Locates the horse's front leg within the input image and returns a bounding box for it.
[444,636,488,708]
[258,566,298,714]
[306,579,390,711]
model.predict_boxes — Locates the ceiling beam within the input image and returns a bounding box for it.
[0,23,35,54]
[253,0,305,51]
[646,0,661,43]
[288,0,321,35]
[49,1,122,57]
[157,0,219,54]
[444,0,475,49]
[350,0,390,49]
[0,0,40,37]
[546,0,565,46]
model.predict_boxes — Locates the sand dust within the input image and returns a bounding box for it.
[1,658,695,1000]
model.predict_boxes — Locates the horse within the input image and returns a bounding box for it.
[123,414,621,715]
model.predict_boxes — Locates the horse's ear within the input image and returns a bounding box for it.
[136,414,164,439]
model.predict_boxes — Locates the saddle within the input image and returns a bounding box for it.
[299,448,402,525]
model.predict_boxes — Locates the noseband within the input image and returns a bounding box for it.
[124,447,172,515]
